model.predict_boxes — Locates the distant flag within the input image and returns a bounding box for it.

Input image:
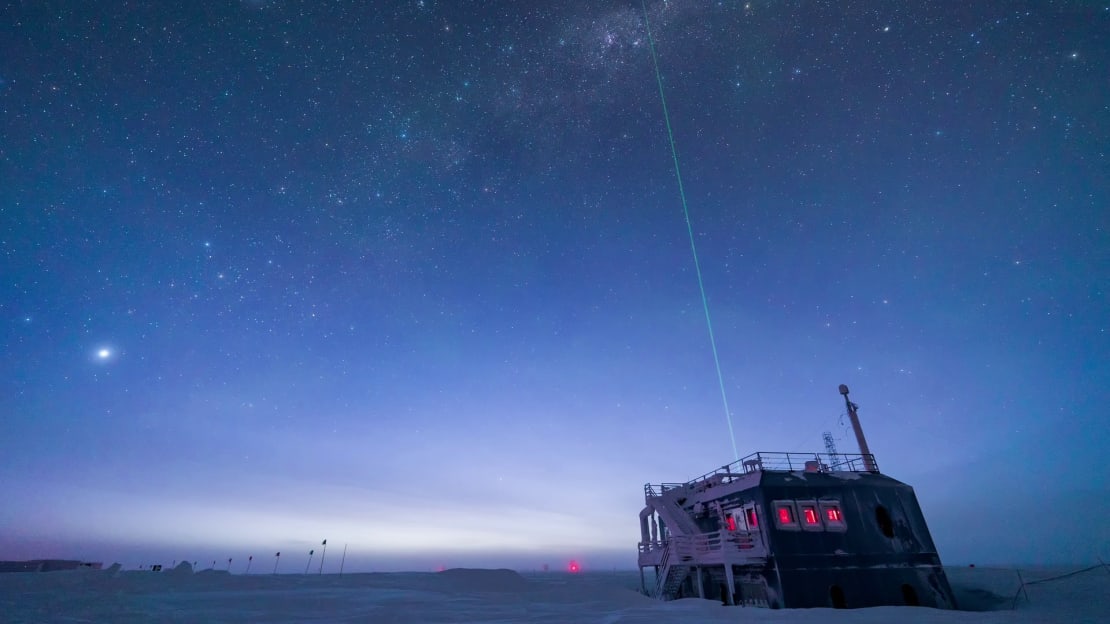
[246,555,253,575]
[273,552,281,575]
[305,549,315,574]
[319,539,328,575]
[322,539,327,545]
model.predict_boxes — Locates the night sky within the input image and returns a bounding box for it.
[2,1,1107,571]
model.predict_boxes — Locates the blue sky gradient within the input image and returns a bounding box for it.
[2,1,1107,571]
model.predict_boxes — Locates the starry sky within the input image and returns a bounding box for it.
[1,1,1107,572]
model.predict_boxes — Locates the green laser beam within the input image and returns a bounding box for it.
[641,0,739,461]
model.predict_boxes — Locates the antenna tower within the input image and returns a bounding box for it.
[822,431,839,456]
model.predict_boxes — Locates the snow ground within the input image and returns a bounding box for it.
[1,564,1106,623]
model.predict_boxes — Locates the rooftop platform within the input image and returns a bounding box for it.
[645,451,879,497]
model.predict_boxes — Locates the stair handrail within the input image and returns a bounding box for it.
[653,538,672,598]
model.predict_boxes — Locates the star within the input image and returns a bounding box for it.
[94,347,116,363]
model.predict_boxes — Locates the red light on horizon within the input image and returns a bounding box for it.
[568,560,580,573]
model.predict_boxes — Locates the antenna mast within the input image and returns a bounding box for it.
[822,431,839,456]
[839,384,877,472]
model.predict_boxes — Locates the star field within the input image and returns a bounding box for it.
[1,1,1107,569]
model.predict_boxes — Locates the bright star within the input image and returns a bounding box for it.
[93,346,117,363]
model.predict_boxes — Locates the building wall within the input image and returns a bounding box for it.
[692,471,956,609]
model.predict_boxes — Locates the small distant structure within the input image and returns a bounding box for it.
[0,560,103,573]
[636,385,956,609]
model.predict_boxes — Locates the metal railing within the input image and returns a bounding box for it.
[694,451,879,484]
[644,482,688,497]
[645,451,878,497]
[647,530,767,599]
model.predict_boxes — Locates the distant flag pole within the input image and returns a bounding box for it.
[318,540,327,575]
[245,555,253,575]
[273,552,281,575]
[212,560,217,570]
[339,544,348,576]
[226,558,232,572]
[305,549,315,575]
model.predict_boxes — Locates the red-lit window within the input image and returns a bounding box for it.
[819,500,847,532]
[726,515,737,531]
[795,500,823,532]
[746,508,758,528]
[773,501,799,530]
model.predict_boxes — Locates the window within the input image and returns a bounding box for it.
[746,507,758,529]
[819,500,847,532]
[798,500,823,532]
[772,500,800,530]
[724,508,753,532]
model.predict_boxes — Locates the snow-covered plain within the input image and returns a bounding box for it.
[1,564,1106,623]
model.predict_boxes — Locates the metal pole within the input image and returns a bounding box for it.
[339,544,348,576]
[839,385,877,472]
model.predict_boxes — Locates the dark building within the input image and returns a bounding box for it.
[636,451,956,609]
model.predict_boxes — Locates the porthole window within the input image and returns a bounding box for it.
[875,505,895,538]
